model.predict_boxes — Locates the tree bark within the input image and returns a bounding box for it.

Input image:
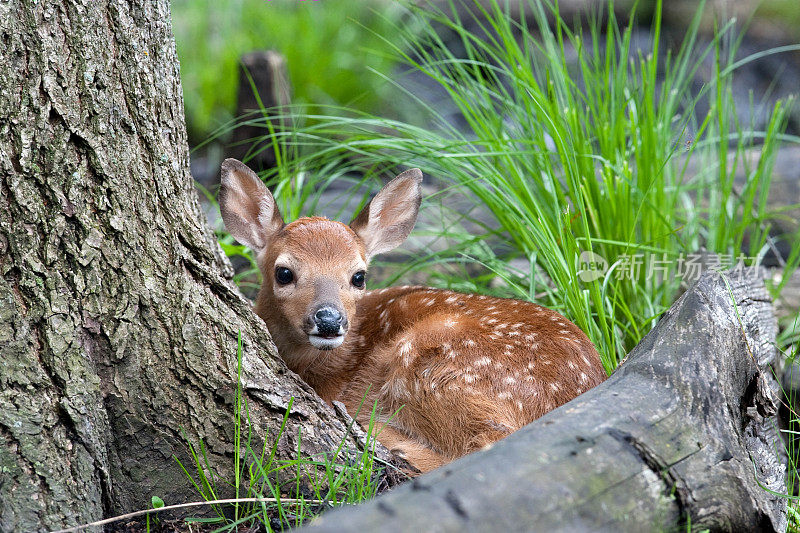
[0,2,377,530]
[304,272,787,532]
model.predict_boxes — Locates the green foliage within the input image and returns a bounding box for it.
[755,0,800,37]
[234,0,799,373]
[171,0,408,142]
[174,332,390,531]
[146,496,164,531]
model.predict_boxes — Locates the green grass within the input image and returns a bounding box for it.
[172,333,391,531]
[757,329,800,532]
[228,0,800,372]
[171,0,410,143]
[778,311,800,532]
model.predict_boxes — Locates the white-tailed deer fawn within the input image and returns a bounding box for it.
[219,159,607,473]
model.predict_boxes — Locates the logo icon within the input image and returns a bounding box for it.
[577,251,608,282]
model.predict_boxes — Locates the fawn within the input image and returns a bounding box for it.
[219,159,607,473]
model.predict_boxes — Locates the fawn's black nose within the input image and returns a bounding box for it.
[314,306,343,337]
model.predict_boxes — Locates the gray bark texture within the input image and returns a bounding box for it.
[0,1,386,530]
[304,272,787,532]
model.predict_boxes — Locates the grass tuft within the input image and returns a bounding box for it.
[173,332,389,531]
[228,0,799,371]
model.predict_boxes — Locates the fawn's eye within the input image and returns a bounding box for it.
[275,267,294,285]
[351,270,366,289]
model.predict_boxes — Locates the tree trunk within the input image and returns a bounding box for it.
[0,2,377,530]
[304,272,788,532]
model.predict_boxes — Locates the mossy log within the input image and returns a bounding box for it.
[305,272,787,532]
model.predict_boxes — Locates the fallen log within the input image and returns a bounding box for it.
[304,272,787,531]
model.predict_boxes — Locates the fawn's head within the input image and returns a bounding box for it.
[219,159,422,352]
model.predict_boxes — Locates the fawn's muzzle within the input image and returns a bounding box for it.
[307,305,347,350]
[314,307,343,336]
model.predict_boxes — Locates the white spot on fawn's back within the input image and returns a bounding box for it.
[382,377,409,399]
[474,356,492,367]
[443,317,458,328]
[441,342,457,359]
[399,341,414,367]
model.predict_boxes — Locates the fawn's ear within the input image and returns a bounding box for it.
[219,158,284,251]
[350,168,422,260]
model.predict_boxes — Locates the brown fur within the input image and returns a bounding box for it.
[334,287,607,470]
[219,159,607,474]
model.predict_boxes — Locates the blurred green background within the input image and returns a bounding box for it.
[171,0,409,144]
[171,0,800,146]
